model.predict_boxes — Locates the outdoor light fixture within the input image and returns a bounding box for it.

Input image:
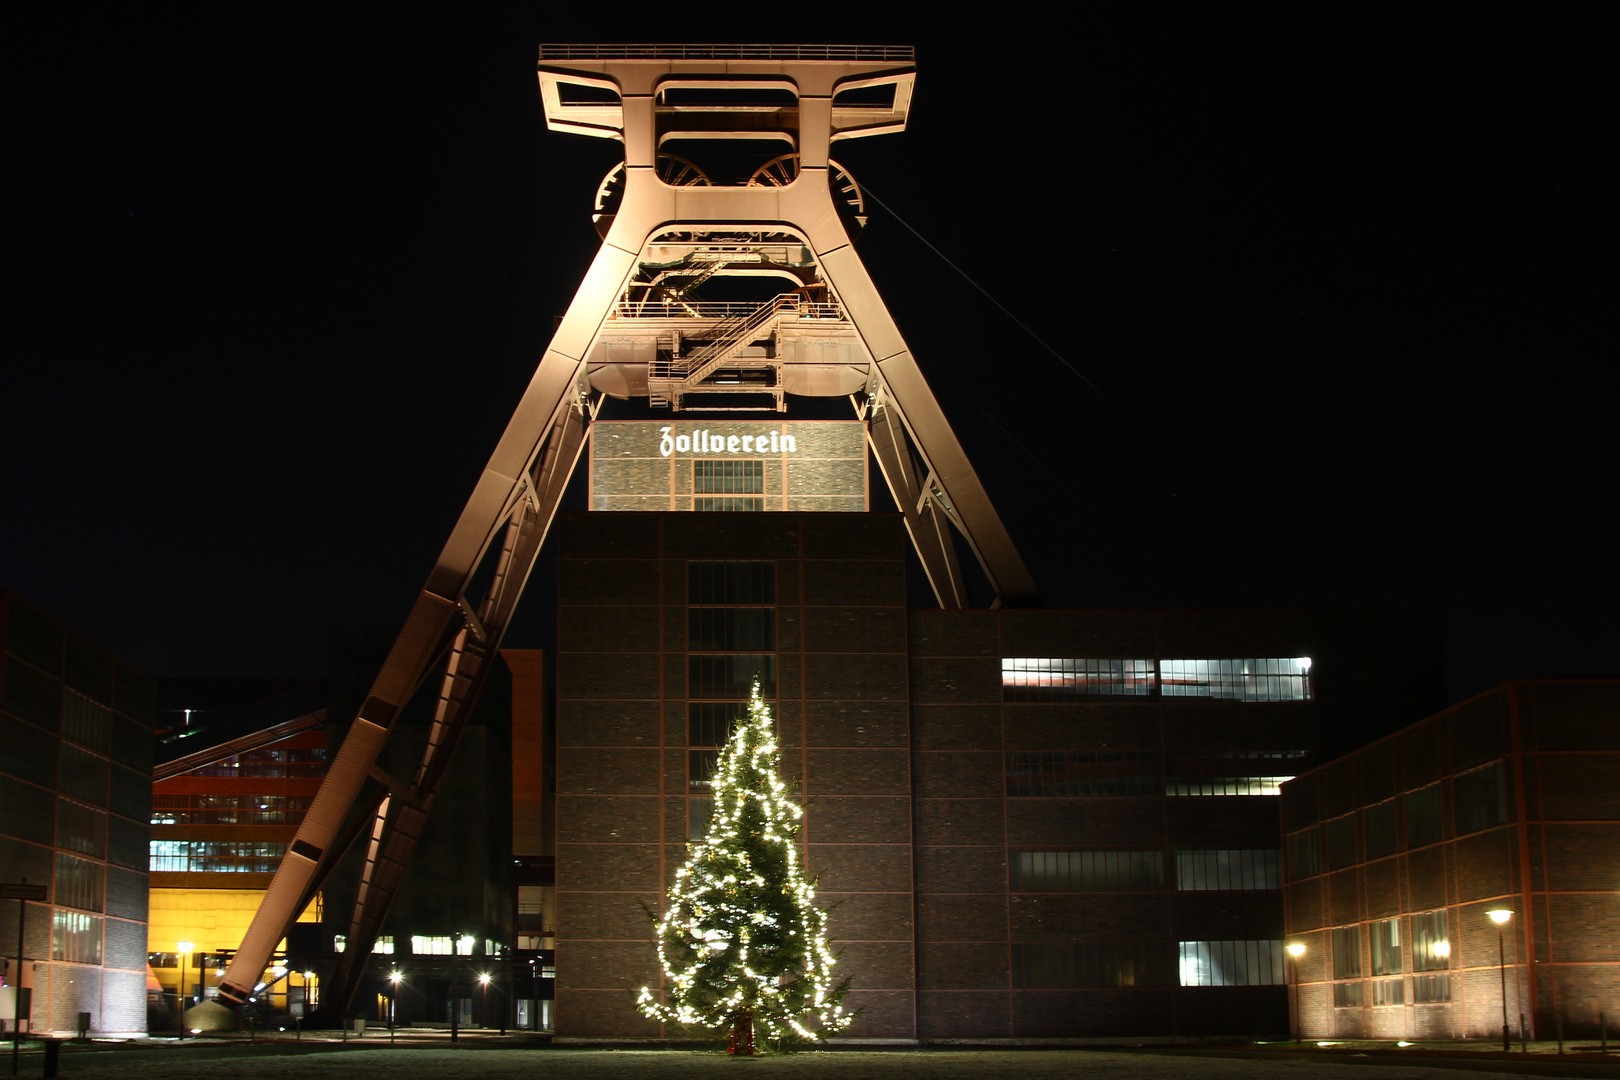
[1486,909,1515,1050]
[1286,943,1306,957]
[1432,940,1451,957]
[176,941,194,1040]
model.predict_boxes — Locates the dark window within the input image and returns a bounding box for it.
[1178,940,1285,986]
[1372,978,1404,1005]
[1413,910,1449,971]
[1174,849,1280,890]
[1333,981,1365,1007]
[688,655,775,698]
[1166,751,1305,796]
[61,690,111,752]
[689,561,775,604]
[1325,814,1359,870]
[58,744,108,806]
[689,608,774,651]
[1370,919,1402,975]
[1001,658,1156,701]
[1413,974,1451,1003]
[1011,851,1164,892]
[1005,752,1161,797]
[1286,827,1321,881]
[57,800,106,859]
[1364,799,1399,860]
[1405,784,1442,848]
[54,853,103,912]
[1332,925,1362,979]
[1454,761,1509,834]
[1013,943,1171,988]
[688,703,738,747]
[689,749,719,791]
[687,798,713,841]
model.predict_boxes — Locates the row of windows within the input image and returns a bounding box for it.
[685,751,1303,798]
[1009,941,1285,988]
[694,459,764,495]
[1332,912,1451,980]
[52,910,102,964]
[1333,975,1451,1007]
[1003,657,1311,703]
[1287,763,1509,880]
[1006,752,1303,798]
[150,793,314,825]
[189,748,327,779]
[1013,850,1281,892]
[333,935,501,957]
[149,840,287,873]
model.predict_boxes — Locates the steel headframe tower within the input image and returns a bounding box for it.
[218,43,1038,1015]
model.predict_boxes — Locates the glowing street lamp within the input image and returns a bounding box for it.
[1286,943,1306,1045]
[1487,909,1514,1051]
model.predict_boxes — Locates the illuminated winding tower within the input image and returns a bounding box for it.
[219,44,1037,1015]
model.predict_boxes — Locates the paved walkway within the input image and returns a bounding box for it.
[14,1038,1618,1080]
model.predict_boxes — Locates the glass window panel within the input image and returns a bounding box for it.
[1372,977,1404,1005]
[1012,851,1165,892]
[1159,658,1312,701]
[1412,910,1450,972]
[1404,785,1443,849]
[60,690,111,752]
[1006,752,1162,797]
[1454,761,1509,834]
[1325,814,1359,869]
[1286,827,1320,881]
[1331,925,1362,979]
[688,797,713,841]
[689,749,719,791]
[1012,943,1170,988]
[51,911,102,964]
[1001,658,1157,701]
[688,703,738,747]
[1166,751,1305,796]
[689,608,775,651]
[1364,800,1399,860]
[1370,918,1402,975]
[1174,849,1280,890]
[57,800,106,858]
[1177,940,1285,986]
[53,853,104,912]
[688,654,776,699]
[58,744,109,806]
[693,459,764,495]
[688,562,775,604]
[1333,981,1365,1007]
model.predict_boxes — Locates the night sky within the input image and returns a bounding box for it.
[6,9,1609,705]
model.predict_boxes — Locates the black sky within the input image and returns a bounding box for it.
[5,8,1611,704]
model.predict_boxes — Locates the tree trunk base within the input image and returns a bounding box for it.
[728,1011,755,1055]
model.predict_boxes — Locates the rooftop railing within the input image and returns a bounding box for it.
[541,44,913,63]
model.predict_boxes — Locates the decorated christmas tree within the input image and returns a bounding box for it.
[636,679,850,1053]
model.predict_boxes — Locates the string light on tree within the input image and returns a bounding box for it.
[636,679,850,1053]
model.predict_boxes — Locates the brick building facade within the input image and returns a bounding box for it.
[0,591,157,1035]
[549,512,1447,1040]
[1280,679,1619,1041]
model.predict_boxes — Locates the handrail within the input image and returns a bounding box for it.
[541,44,914,63]
[611,300,844,320]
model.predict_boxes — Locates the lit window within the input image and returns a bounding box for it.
[51,911,102,964]
[334,935,346,953]
[1166,751,1305,796]
[372,936,394,955]
[1178,940,1285,986]
[1159,658,1312,701]
[1001,658,1156,702]
[1370,919,1402,975]
[1012,851,1164,892]
[1174,850,1279,891]
[457,936,474,957]
[411,936,452,955]
[1412,911,1449,972]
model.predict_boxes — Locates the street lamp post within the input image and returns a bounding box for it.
[1487,909,1514,1052]
[1286,943,1307,1045]
[388,970,400,1043]
[479,973,490,1030]
[175,941,194,1039]
[450,934,465,1043]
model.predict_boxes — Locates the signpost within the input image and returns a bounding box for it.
[2,881,47,1076]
